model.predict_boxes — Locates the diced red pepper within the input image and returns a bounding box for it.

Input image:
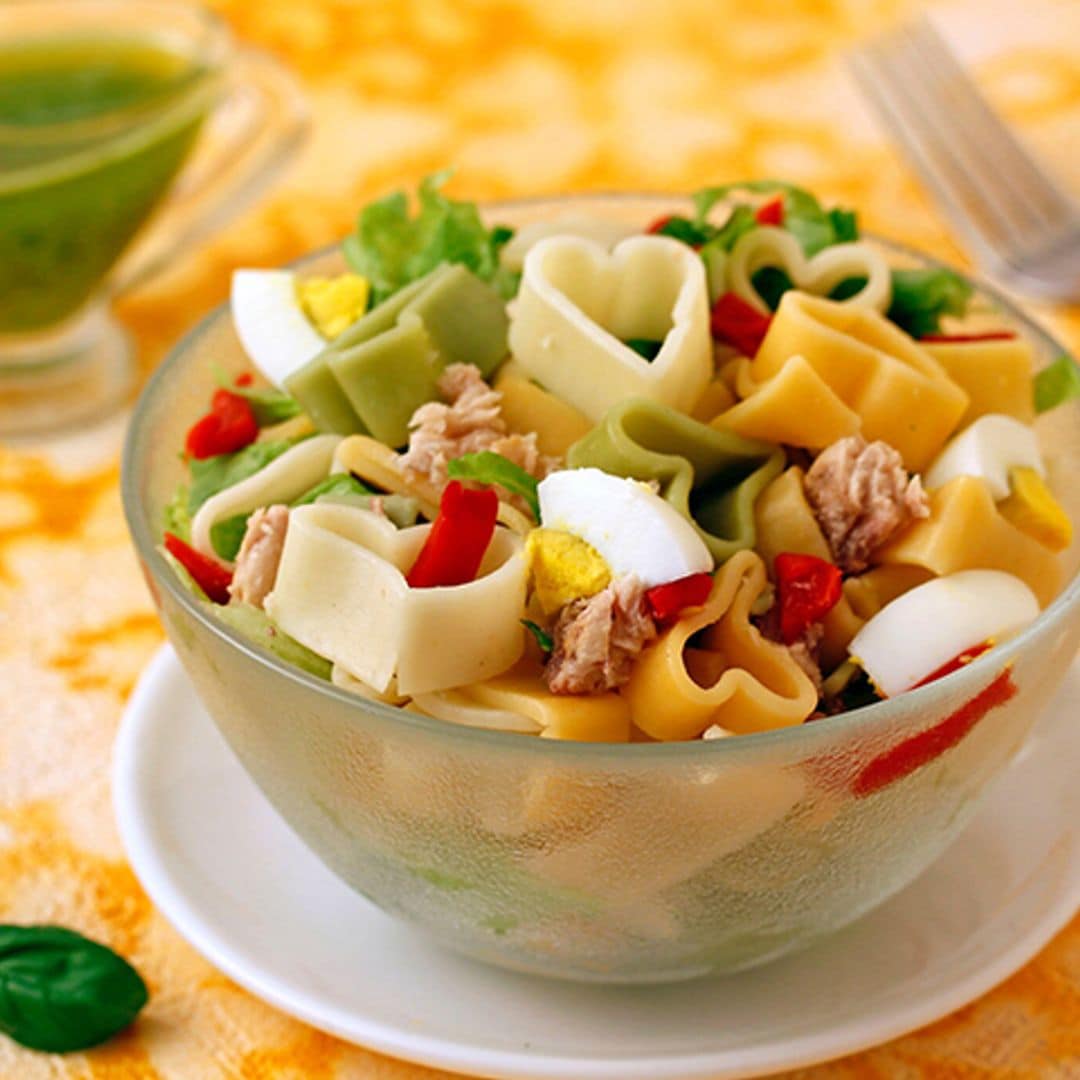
[919,331,1016,343]
[853,667,1017,797]
[774,552,842,644]
[163,532,233,605]
[645,572,714,623]
[754,195,785,226]
[235,372,254,387]
[185,389,259,460]
[913,641,992,688]
[710,292,773,357]
[406,481,499,589]
[646,214,677,235]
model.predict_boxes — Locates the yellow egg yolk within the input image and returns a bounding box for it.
[296,273,370,339]
[999,466,1073,552]
[525,528,612,615]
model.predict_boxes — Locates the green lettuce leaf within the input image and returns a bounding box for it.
[343,172,510,304]
[887,268,973,338]
[163,484,191,543]
[291,473,373,507]
[447,450,540,520]
[209,513,250,561]
[212,365,302,426]
[624,337,663,360]
[1033,354,1080,414]
[187,440,295,515]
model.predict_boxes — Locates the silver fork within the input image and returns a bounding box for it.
[849,17,1080,301]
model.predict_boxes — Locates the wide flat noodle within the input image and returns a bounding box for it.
[441,658,631,742]
[265,504,527,695]
[750,292,968,470]
[922,337,1035,426]
[492,360,593,458]
[727,227,892,314]
[508,235,713,422]
[567,397,784,562]
[189,434,341,563]
[752,466,864,668]
[713,354,862,449]
[624,549,819,740]
[874,475,1061,606]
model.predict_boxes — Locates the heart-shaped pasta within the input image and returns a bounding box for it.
[508,235,713,422]
[265,503,527,695]
[624,549,819,740]
[727,226,892,315]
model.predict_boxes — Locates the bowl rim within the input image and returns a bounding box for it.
[121,190,1080,761]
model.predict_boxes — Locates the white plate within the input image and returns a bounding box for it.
[114,646,1080,1080]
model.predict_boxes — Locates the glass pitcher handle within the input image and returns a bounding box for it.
[111,46,309,298]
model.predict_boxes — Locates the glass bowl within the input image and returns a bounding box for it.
[122,194,1080,984]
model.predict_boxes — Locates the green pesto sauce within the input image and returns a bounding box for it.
[0,36,212,333]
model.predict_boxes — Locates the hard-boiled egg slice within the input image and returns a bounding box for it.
[849,570,1039,696]
[231,270,328,386]
[923,414,1043,500]
[537,467,713,588]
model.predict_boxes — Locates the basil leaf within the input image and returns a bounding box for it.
[828,207,859,243]
[652,216,714,246]
[887,268,973,338]
[750,266,794,311]
[447,451,540,520]
[344,172,507,305]
[291,473,373,507]
[1034,354,1080,414]
[624,338,663,361]
[163,484,191,544]
[521,619,553,654]
[0,925,148,1053]
[829,275,868,301]
[187,440,295,515]
[209,513,249,561]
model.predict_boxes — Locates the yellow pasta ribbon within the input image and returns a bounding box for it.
[493,360,593,458]
[751,292,969,470]
[922,336,1035,426]
[624,550,819,740]
[875,475,1062,606]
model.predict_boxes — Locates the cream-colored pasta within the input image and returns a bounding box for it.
[411,687,543,734]
[190,434,341,562]
[265,504,527,695]
[727,227,892,314]
[508,235,712,422]
[499,216,639,272]
[331,665,410,705]
[333,433,534,535]
[751,292,969,470]
[625,549,819,740]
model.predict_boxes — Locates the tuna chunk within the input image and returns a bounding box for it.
[804,435,929,574]
[545,576,657,695]
[401,363,557,491]
[228,505,289,609]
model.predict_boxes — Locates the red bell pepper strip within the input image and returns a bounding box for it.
[710,292,773,357]
[185,389,259,460]
[913,640,992,688]
[645,572,713,623]
[919,331,1016,343]
[853,667,1017,797]
[234,372,254,387]
[406,481,499,589]
[754,195,784,226]
[774,552,842,644]
[163,532,233,605]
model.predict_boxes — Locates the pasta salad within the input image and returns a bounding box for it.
[160,177,1079,744]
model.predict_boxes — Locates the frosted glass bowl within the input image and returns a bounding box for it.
[122,194,1080,983]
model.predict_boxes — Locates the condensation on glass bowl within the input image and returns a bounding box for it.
[122,194,1080,984]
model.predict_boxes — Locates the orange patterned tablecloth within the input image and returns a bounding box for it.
[1,0,1078,1076]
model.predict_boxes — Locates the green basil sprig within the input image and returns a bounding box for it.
[447,451,541,520]
[0,925,148,1053]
